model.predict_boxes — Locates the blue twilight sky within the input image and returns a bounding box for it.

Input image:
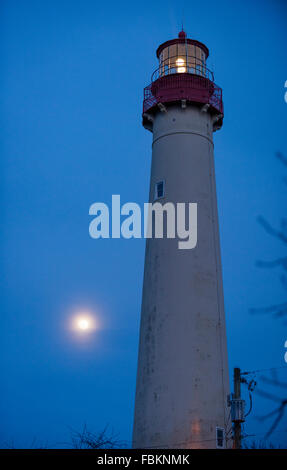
[1,0,287,448]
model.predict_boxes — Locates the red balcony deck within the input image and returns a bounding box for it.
[143,73,223,118]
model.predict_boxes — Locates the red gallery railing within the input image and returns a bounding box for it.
[143,71,223,117]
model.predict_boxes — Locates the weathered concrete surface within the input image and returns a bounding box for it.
[132,105,230,449]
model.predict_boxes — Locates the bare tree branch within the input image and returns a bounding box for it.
[276,151,287,167]
[250,153,287,441]
[249,302,287,319]
[257,216,287,245]
[260,376,287,390]
[259,401,287,439]
[255,375,287,439]
[256,257,287,269]
[255,388,284,404]
[69,424,125,449]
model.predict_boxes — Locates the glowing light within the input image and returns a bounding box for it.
[176,58,186,73]
[77,318,90,330]
[71,313,97,333]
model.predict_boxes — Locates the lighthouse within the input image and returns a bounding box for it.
[132,31,230,449]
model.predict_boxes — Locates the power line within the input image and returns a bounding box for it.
[243,428,287,438]
[241,366,287,376]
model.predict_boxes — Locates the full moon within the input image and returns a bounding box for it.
[71,313,96,333]
[77,318,90,330]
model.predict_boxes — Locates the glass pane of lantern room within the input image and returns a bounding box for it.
[194,46,204,76]
[177,43,186,58]
[177,43,186,73]
[169,44,177,72]
[188,44,195,72]
[161,48,169,76]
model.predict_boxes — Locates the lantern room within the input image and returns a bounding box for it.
[154,30,212,81]
[142,30,224,131]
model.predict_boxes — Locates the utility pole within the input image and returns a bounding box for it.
[234,367,242,449]
[228,367,245,449]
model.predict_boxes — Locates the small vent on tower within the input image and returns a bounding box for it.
[216,427,225,449]
[154,181,165,200]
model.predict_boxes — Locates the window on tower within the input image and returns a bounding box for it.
[154,181,165,200]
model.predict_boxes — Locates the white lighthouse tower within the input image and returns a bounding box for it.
[132,31,230,449]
